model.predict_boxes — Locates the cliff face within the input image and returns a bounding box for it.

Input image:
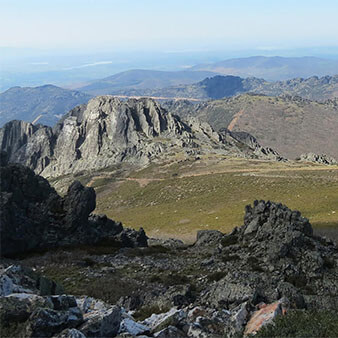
[0,96,281,178]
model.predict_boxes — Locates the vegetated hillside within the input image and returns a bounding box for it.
[0,96,280,179]
[191,56,338,81]
[0,84,92,127]
[130,74,338,102]
[93,157,338,241]
[164,94,338,160]
[76,69,219,96]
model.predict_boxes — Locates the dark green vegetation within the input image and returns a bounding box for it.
[91,157,338,242]
[167,94,338,159]
[17,244,200,309]
[254,310,338,338]
[0,84,92,127]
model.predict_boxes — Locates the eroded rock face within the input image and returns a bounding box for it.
[0,97,283,178]
[0,159,147,257]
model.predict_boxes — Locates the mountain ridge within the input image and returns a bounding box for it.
[0,84,92,127]
[76,69,219,96]
[164,94,338,159]
[191,56,338,80]
[114,74,338,102]
[0,96,282,179]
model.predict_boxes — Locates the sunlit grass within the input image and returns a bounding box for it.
[93,158,338,241]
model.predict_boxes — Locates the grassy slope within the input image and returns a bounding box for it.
[93,157,338,242]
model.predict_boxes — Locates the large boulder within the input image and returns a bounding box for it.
[203,200,338,312]
[0,160,148,257]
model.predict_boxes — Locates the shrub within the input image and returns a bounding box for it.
[134,304,170,321]
[207,271,227,282]
[255,310,338,338]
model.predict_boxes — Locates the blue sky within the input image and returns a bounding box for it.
[1,0,338,51]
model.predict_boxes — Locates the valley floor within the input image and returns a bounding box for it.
[53,156,338,243]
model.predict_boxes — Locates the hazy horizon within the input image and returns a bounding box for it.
[1,0,338,50]
[1,0,338,91]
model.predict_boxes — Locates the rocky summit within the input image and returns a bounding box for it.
[1,162,337,336]
[0,154,147,257]
[0,96,282,178]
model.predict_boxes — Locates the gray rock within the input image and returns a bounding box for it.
[154,325,186,337]
[299,152,337,165]
[53,328,87,338]
[194,230,224,247]
[79,305,121,337]
[0,293,52,324]
[26,307,83,337]
[0,97,283,179]
[119,317,150,336]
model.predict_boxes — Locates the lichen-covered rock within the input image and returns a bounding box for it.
[194,230,224,247]
[78,305,121,337]
[25,307,83,338]
[154,325,186,337]
[119,317,150,336]
[143,307,186,333]
[53,328,87,338]
[0,293,52,324]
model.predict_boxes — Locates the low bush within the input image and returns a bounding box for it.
[255,310,338,337]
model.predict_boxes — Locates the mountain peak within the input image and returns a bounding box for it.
[0,98,282,178]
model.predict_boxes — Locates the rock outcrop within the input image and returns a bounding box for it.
[1,199,338,337]
[0,157,147,257]
[299,152,337,165]
[0,96,282,178]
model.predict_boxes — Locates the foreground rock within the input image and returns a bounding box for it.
[1,198,337,336]
[0,157,147,257]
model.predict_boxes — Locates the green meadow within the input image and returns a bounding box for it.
[92,157,338,242]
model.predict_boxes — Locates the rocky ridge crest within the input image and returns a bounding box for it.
[0,96,282,178]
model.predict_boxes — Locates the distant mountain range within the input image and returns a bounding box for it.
[164,94,338,159]
[0,85,92,127]
[111,74,338,102]
[75,69,218,96]
[74,56,338,96]
[191,56,338,81]
[1,73,338,128]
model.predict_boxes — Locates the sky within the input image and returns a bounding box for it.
[1,0,338,52]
